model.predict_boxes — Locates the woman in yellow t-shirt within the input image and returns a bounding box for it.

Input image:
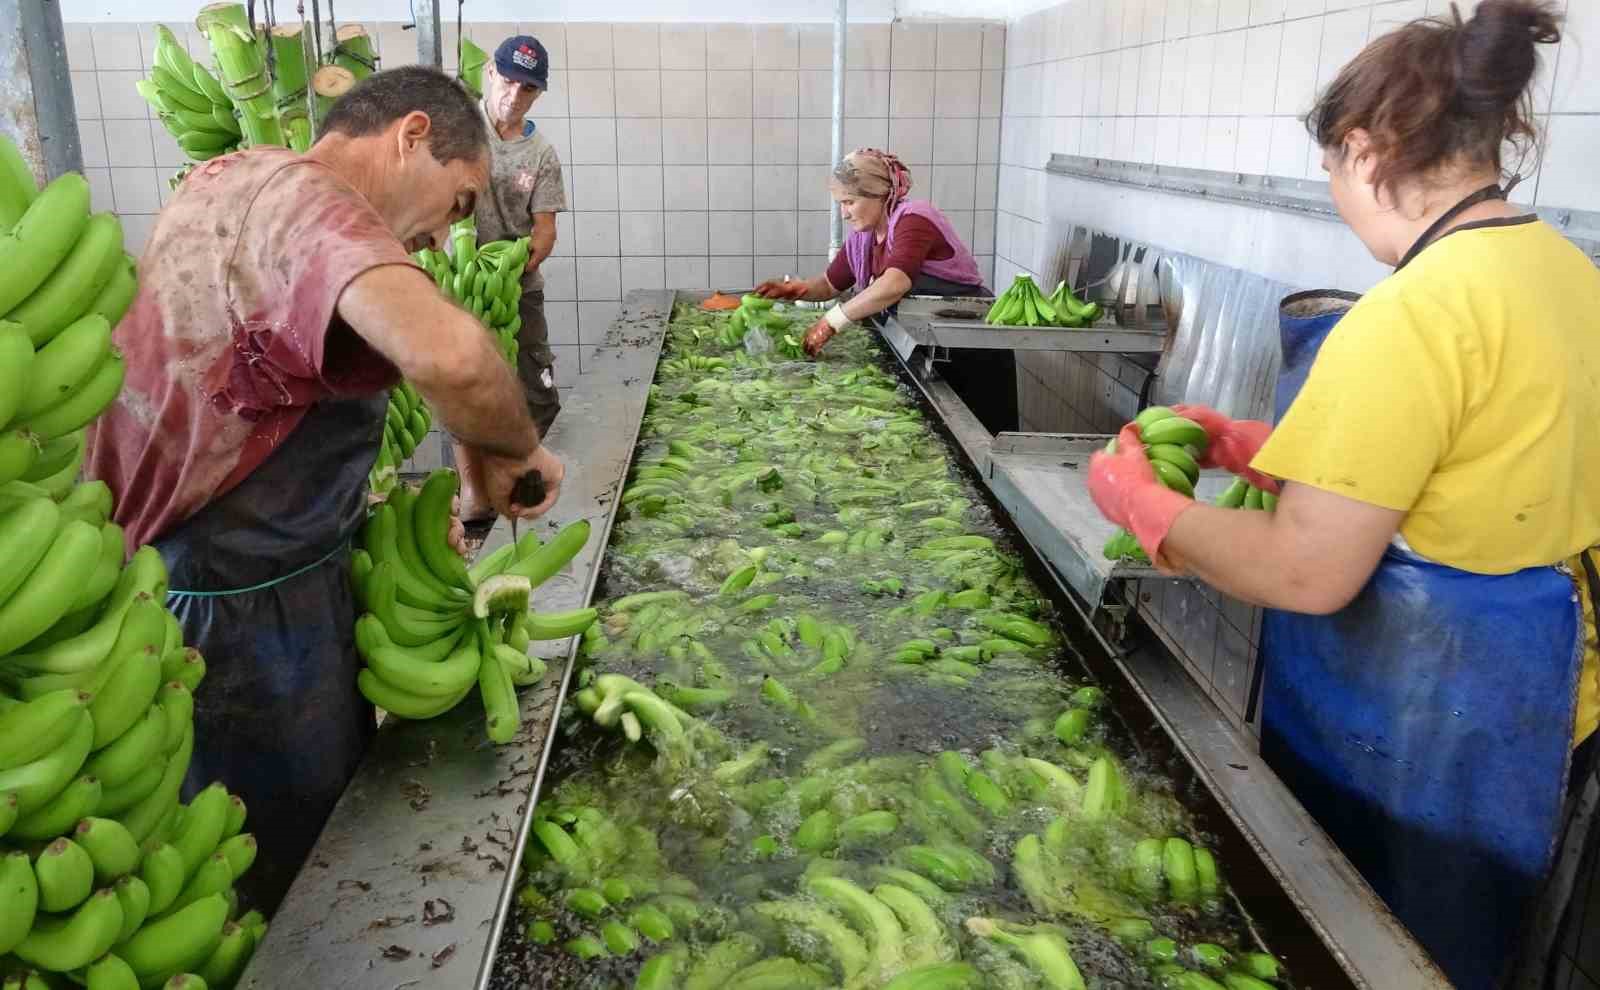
[1088,3,1596,987]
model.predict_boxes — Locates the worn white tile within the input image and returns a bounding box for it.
[798,70,833,118]
[614,70,662,117]
[539,257,578,302]
[565,24,613,69]
[71,71,101,120]
[1205,117,1239,171]
[1132,115,1159,163]
[568,70,616,116]
[846,70,891,118]
[753,118,798,166]
[549,346,579,385]
[797,118,834,164]
[573,212,621,256]
[612,24,661,70]
[702,256,748,290]
[1236,115,1273,173]
[977,117,1002,165]
[753,70,799,117]
[983,22,1008,69]
[708,211,754,255]
[751,24,799,70]
[1154,114,1184,166]
[1123,0,1149,46]
[844,116,889,152]
[1099,51,1122,118]
[110,166,161,214]
[931,164,977,211]
[1276,16,1324,115]
[577,257,621,299]
[99,72,150,120]
[665,211,710,255]
[1175,116,1207,169]
[708,165,754,210]
[753,165,798,211]
[707,25,754,69]
[937,22,985,70]
[1052,116,1084,157]
[666,256,710,287]
[708,118,754,164]
[617,119,664,165]
[578,302,620,344]
[1538,115,1600,212]
[83,167,114,214]
[748,255,793,282]
[893,21,939,69]
[1239,23,1284,115]
[979,70,1004,118]
[570,164,619,211]
[661,71,708,118]
[1371,1,1429,37]
[796,210,830,254]
[103,117,155,168]
[465,22,518,53]
[550,212,575,257]
[93,24,144,72]
[798,165,832,210]
[1136,44,1165,116]
[658,24,706,71]
[1159,39,1187,116]
[120,213,157,254]
[1551,2,1596,111]
[935,70,983,118]
[890,116,935,166]
[753,211,798,255]
[1317,7,1372,92]
[707,71,753,117]
[77,120,108,169]
[1183,37,1214,116]
[933,116,980,164]
[1190,0,1223,35]
[662,165,708,209]
[539,72,570,118]
[1210,30,1248,116]
[568,118,618,164]
[545,302,580,344]
[1268,113,1315,177]
[64,23,96,71]
[973,210,996,255]
[662,119,708,164]
[150,120,187,170]
[1101,0,1125,50]
[1118,45,1142,116]
[1113,115,1137,160]
[1249,0,1286,25]
[797,24,832,71]
[534,118,570,159]
[841,23,890,73]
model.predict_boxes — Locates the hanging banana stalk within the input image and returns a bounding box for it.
[269,22,313,152]
[459,38,488,99]
[196,2,286,148]
[333,24,378,80]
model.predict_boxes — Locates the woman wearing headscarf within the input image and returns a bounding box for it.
[754,148,1018,433]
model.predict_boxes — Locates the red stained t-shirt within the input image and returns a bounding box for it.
[825,213,955,291]
[86,148,413,551]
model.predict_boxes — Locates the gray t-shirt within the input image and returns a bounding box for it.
[475,102,567,291]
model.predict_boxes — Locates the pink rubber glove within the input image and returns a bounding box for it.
[1170,404,1280,494]
[1088,425,1196,561]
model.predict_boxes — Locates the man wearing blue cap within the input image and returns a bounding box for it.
[457,35,568,523]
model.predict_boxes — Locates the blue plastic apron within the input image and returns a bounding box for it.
[158,392,386,914]
[1259,287,1585,990]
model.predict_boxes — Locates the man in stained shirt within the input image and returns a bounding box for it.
[458,35,568,522]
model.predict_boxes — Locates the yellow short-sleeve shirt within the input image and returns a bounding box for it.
[1251,218,1600,743]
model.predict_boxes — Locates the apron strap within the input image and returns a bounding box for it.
[166,539,348,599]
[1395,183,1507,270]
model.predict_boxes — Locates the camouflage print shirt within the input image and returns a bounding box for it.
[475,101,567,291]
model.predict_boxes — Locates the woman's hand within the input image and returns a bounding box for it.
[803,316,837,357]
[1171,404,1280,493]
[754,279,811,301]
[1087,425,1196,565]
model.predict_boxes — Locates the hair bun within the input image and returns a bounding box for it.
[1454,1,1562,115]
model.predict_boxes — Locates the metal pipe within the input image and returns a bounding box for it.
[415,0,442,70]
[827,0,847,256]
[0,0,82,184]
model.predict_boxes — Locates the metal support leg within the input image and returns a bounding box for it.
[0,0,82,183]
[827,0,847,255]
[415,0,442,70]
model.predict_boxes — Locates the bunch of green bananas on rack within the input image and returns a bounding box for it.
[984,274,1101,329]
[0,150,136,491]
[137,27,244,164]
[366,381,431,497]
[412,219,530,365]
[350,469,597,744]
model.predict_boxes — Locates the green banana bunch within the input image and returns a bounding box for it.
[414,220,530,367]
[139,27,243,163]
[367,380,431,495]
[353,472,594,743]
[983,274,1063,328]
[1047,279,1101,327]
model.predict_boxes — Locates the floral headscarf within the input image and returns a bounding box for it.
[830,148,914,213]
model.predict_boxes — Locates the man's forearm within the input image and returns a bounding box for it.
[526,213,557,272]
[418,332,539,458]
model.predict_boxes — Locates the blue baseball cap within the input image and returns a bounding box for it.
[494,36,549,89]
